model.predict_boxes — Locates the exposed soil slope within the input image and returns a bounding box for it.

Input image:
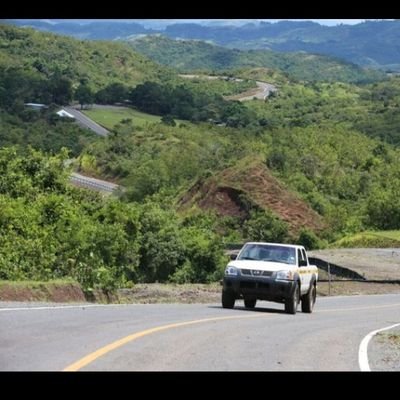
[179,159,325,235]
[0,282,86,302]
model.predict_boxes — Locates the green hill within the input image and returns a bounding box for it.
[129,35,385,84]
[0,24,177,154]
[0,24,176,92]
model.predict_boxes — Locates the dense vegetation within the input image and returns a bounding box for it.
[0,24,258,152]
[0,147,227,289]
[128,81,256,125]
[0,108,96,156]
[244,76,400,146]
[0,23,177,97]
[129,36,385,84]
[79,110,400,238]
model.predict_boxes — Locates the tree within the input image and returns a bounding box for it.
[48,74,73,105]
[95,83,129,104]
[75,84,94,110]
[243,210,289,243]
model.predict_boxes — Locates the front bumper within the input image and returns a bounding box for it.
[223,276,296,303]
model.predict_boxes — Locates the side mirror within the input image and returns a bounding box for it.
[230,253,237,260]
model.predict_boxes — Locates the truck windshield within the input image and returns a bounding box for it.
[237,244,296,265]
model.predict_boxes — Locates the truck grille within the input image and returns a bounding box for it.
[241,269,272,277]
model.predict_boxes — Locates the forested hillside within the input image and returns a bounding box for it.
[129,35,385,83]
[78,113,400,240]
[0,24,253,156]
[0,148,226,288]
[0,23,176,95]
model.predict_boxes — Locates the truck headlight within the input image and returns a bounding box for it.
[225,266,238,276]
[276,270,294,280]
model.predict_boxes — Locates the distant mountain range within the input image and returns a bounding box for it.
[4,19,400,71]
[129,35,385,83]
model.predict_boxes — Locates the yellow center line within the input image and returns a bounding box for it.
[63,313,265,371]
[63,301,400,371]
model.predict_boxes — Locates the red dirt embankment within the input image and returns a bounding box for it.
[179,160,325,235]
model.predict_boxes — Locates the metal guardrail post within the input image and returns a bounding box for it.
[328,262,331,296]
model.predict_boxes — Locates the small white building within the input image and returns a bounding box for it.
[25,103,47,110]
[56,109,75,119]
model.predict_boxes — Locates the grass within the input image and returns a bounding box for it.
[377,331,400,346]
[371,231,400,240]
[332,230,400,248]
[83,107,163,129]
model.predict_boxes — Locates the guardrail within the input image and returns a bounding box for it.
[69,173,119,194]
[309,257,366,280]
[318,279,400,283]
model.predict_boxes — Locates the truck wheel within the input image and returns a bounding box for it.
[285,283,299,314]
[301,282,316,313]
[222,290,235,309]
[244,298,257,308]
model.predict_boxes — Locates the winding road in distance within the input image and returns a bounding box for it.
[178,74,277,101]
[1,294,399,371]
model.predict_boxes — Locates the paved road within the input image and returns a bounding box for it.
[63,107,109,136]
[236,81,278,101]
[179,74,277,101]
[1,294,399,371]
[70,172,119,194]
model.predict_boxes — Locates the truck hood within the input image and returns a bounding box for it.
[228,260,295,272]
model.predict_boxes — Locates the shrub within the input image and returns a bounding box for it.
[243,210,289,243]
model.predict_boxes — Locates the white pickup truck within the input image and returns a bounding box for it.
[222,242,318,314]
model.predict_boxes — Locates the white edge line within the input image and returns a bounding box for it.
[359,322,400,371]
[0,304,129,312]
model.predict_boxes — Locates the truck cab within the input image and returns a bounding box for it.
[222,242,318,314]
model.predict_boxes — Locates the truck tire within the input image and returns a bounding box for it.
[285,283,299,314]
[244,298,257,308]
[301,281,316,313]
[222,290,235,309]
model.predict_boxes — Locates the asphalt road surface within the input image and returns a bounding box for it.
[237,81,278,101]
[1,294,399,371]
[179,74,277,101]
[63,107,109,136]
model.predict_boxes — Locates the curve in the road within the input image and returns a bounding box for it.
[3,294,400,371]
[179,74,277,101]
[62,299,400,372]
[358,322,400,371]
[63,313,265,371]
